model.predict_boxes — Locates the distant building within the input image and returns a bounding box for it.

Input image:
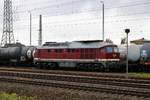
[130,38,150,45]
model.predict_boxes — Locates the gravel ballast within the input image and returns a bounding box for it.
[0,81,145,100]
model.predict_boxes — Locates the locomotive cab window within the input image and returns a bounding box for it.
[114,47,119,53]
[106,47,113,53]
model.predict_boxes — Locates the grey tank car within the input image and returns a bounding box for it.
[0,43,35,65]
[118,44,142,63]
[118,43,150,72]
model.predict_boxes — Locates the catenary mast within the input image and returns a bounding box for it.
[1,0,15,46]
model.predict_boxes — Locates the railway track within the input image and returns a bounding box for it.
[0,67,149,80]
[0,70,150,89]
[0,76,150,97]
[0,67,150,97]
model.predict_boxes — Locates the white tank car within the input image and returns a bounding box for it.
[118,44,142,62]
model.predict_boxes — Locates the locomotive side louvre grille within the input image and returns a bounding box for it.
[80,49,97,59]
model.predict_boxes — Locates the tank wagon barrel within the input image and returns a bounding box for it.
[0,47,21,62]
[0,43,36,65]
[118,44,142,62]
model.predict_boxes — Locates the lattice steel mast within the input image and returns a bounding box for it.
[1,0,15,46]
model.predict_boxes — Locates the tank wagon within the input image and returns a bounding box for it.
[34,40,120,70]
[119,44,142,62]
[118,43,150,71]
[0,43,35,65]
[118,44,143,71]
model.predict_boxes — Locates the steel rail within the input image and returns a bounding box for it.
[0,76,150,98]
[0,67,149,80]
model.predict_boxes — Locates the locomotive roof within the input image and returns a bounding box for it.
[37,41,117,49]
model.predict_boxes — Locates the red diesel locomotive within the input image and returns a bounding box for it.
[33,40,120,70]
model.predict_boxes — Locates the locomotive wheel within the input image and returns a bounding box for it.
[93,64,102,71]
[75,63,81,71]
[95,64,104,72]
[37,64,44,69]
[93,65,100,71]
[51,63,59,69]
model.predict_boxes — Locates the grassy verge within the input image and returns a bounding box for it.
[129,73,150,78]
[0,92,36,100]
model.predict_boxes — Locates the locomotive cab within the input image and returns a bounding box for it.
[96,45,120,70]
[105,46,120,60]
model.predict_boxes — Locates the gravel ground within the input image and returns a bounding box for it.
[0,81,146,100]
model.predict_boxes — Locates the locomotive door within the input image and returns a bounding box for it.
[99,48,106,59]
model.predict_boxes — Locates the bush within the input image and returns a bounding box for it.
[0,93,36,100]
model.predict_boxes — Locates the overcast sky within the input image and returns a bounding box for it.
[0,0,150,45]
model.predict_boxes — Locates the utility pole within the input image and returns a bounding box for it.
[29,12,32,46]
[100,1,104,41]
[125,29,130,78]
[1,0,15,46]
[38,15,42,46]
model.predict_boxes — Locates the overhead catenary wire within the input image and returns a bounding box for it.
[1,0,149,45]
[11,1,150,24]
[13,0,150,14]
[8,0,150,21]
